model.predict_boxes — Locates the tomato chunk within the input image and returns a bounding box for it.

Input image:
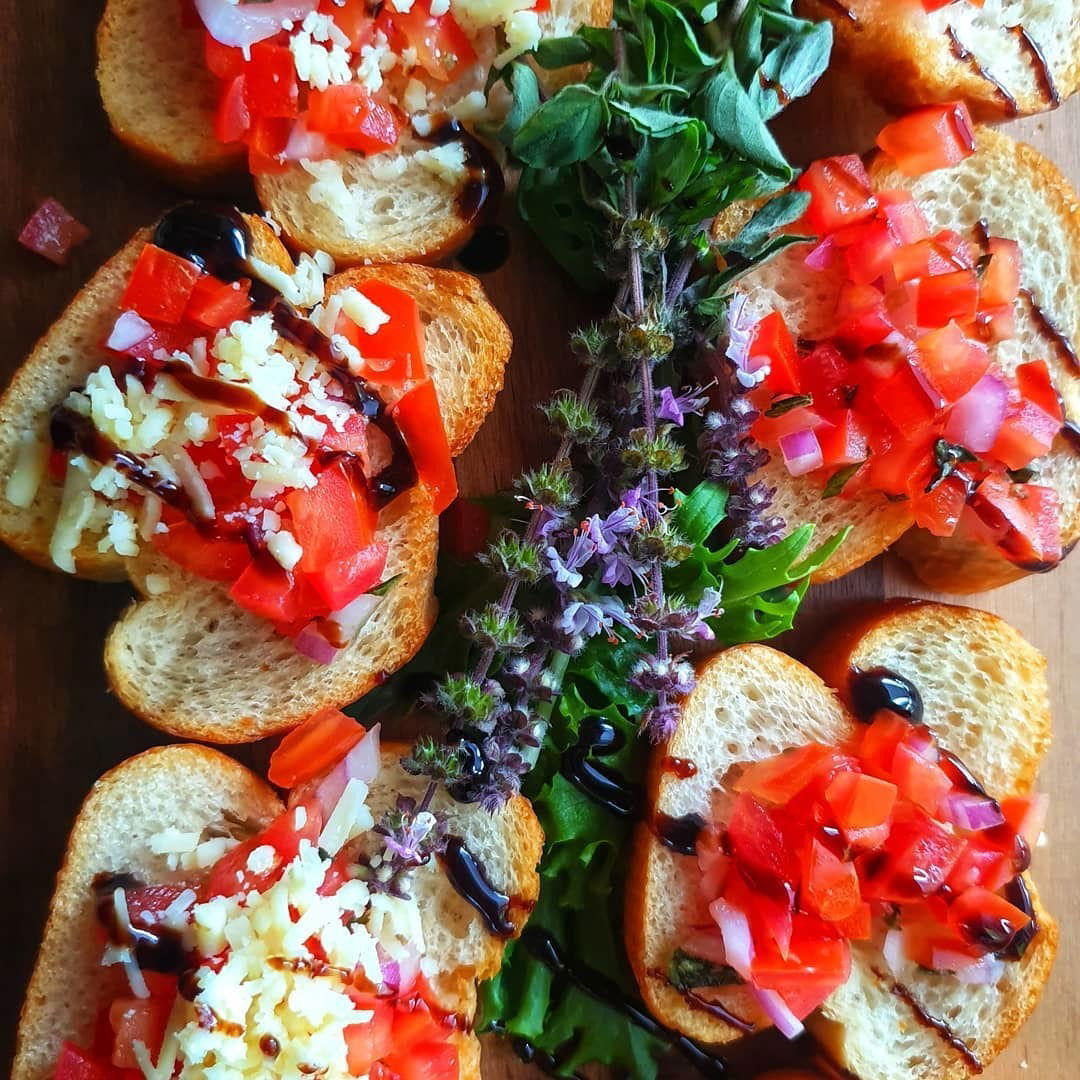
[268,707,364,788]
[980,237,1022,308]
[306,85,401,153]
[801,838,861,922]
[185,274,251,331]
[752,311,801,395]
[796,155,877,235]
[876,102,976,177]
[392,381,457,513]
[120,244,203,325]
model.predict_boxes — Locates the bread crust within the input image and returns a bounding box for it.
[798,0,1080,122]
[625,605,1057,1076]
[13,742,543,1080]
[0,217,510,742]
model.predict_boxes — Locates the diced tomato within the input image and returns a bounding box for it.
[306,85,402,153]
[857,714,917,777]
[204,31,246,80]
[950,886,1031,951]
[892,237,965,283]
[871,364,937,439]
[268,707,364,788]
[244,42,299,119]
[817,409,869,468]
[800,342,852,410]
[120,244,203,324]
[832,900,872,940]
[891,743,952,814]
[377,0,477,82]
[824,772,897,833]
[864,812,964,901]
[876,102,976,177]
[970,476,1062,567]
[733,744,837,806]
[878,191,930,245]
[324,0,377,48]
[247,115,293,174]
[796,155,877,236]
[215,74,251,145]
[726,869,794,958]
[441,497,491,559]
[833,283,894,352]
[392,381,457,513]
[54,1043,115,1080]
[1015,360,1063,423]
[911,474,968,538]
[973,302,1017,344]
[843,219,898,286]
[801,838,861,922]
[751,922,851,1020]
[153,519,251,583]
[122,885,191,927]
[229,558,301,622]
[109,992,174,1069]
[991,400,1061,469]
[185,275,251,331]
[17,197,90,266]
[1000,794,1049,849]
[727,793,800,890]
[346,1001,396,1075]
[382,998,458,1080]
[337,281,427,386]
[980,237,1022,308]
[947,841,1014,894]
[916,269,978,328]
[913,323,989,404]
[751,311,801,395]
[201,800,323,899]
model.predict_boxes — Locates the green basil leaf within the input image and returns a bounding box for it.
[512,85,608,168]
[534,35,594,69]
[498,62,541,144]
[646,118,706,205]
[732,0,764,84]
[751,20,832,120]
[697,62,792,179]
[650,0,721,76]
[823,461,866,498]
[669,949,742,991]
[765,393,813,417]
[609,100,693,137]
[368,572,404,596]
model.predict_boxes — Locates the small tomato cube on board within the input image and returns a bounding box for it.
[17,198,89,265]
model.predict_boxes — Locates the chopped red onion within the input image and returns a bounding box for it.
[708,898,753,979]
[753,987,804,1039]
[779,428,823,477]
[931,948,982,975]
[944,374,1008,453]
[882,928,907,978]
[195,0,317,48]
[284,119,331,162]
[107,311,154,353]
[314,723,381,815]
[952,953,1005,985]
[325,592,382,645]
[293,624,340,665]
[804,235,835,271]
[943,791,1006,832]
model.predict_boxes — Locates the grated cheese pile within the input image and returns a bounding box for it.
[125,789,428,1079]
[4,256,396,579]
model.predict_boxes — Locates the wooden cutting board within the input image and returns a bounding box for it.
[0,4,1075,1076]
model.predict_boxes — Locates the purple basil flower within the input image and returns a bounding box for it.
[657,386,709,427]
[641,700,682,744]
[559,594,634,639]
[629,655,695,697]
[600,542,647,587]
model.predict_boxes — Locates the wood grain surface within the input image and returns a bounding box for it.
[1,4,1076,1078]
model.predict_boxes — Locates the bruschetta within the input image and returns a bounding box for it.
[0,203,511,741]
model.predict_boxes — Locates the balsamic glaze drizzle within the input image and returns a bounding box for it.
[560,717,644,819]
[1008,24,1060,107]
[1019,287,1080,373]
[92,873,185,974]
[441,835,516,938]
[848,667,923,724]
[652,811,706,856]
[945,26,1019,116]
[419,118,504,227]
[521,928,728,1077]
[456,225,510,275]
[877,971,984,1074]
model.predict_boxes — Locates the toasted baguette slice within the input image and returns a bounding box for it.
[799,0,1080,121]
[13,741,543,1080]
[0,214,511,741]
[730,126,1080,591]
[626,601,1056,1079]
[97,0,611,264]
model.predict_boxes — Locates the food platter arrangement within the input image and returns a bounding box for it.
[1,1,1078,1078]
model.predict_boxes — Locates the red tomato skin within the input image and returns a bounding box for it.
[392,381,457,513]
[215,74,251,144]
[153,519,251,584]
[185,275,251,330]
[229,558,302,623]
[345,281,427,386]
[871,365,937,439]
[245,42,299,119]
[816,409,869,468]
[121,245,203,325]
[378,0,477,83]
[979,237,1022,308]
[796,155,877,235]
[752,311,801,395]
[800,838,861,923]
[204,32,246,80]
[109,992,174,1069]
[307,85,402,153]
[54,1043,117,1080]
[915,269,979,328]
[876,102,976,177]
[913,322,989,404]
[268,707,363,788]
